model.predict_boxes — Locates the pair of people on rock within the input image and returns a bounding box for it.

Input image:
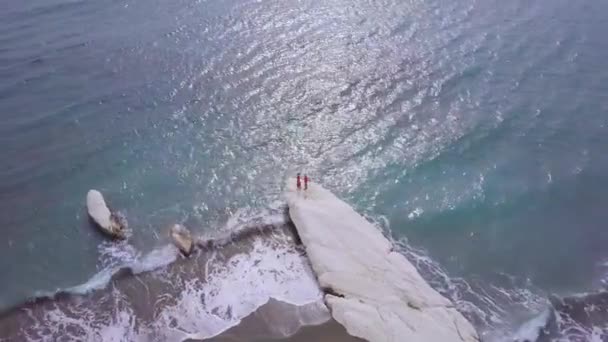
[296,173,309,190]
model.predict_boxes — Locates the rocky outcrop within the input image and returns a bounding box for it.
[86,190,126,239]
[285,179,479,342]
[170,224,193,256]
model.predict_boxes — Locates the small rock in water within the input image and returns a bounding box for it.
[170,224,193,256]
[86,190,127,239]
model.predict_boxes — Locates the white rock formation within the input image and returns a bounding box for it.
[170,224,193,256]
[86,190,125,239]
[87,190,112,228]
[285,179,479,342]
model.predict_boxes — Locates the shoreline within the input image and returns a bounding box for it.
[0,220,332,341]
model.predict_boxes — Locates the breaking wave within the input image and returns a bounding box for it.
[2,204,607,342]
[364,213,608,342]
[0,208,329,341]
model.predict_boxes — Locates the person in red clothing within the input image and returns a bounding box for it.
[304,175,309,190]
[296,173,301,190]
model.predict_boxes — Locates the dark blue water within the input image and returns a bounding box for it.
[2,0,608,339]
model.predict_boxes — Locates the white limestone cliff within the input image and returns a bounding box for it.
[86,189,126,239]
[170,224,194,256]
[87,190,112,229]
[285,179,479,342]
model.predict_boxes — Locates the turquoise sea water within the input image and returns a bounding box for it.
[2,0,608,338]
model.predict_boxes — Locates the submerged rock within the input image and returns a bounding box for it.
[86,190,126,239]
[170,224,193,256]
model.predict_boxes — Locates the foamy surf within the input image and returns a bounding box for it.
[154,235,324,340]
[29,242,181,298]
[27,207,292,303]
[2,189,604,342]
[0,217,332,341]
